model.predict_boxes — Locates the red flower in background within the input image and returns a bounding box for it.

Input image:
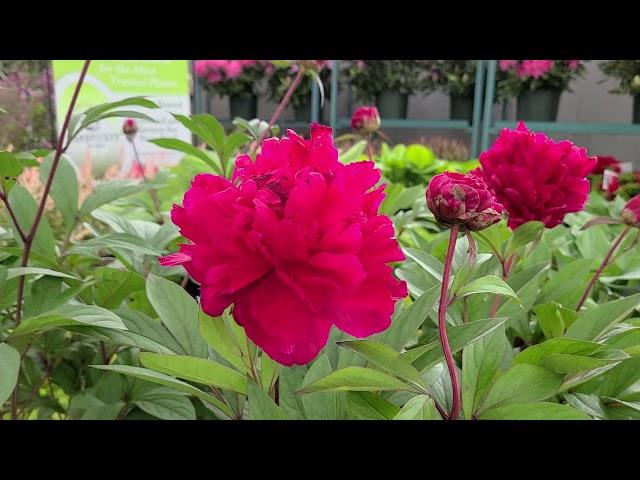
[478,121,596,229]
[351,106,381,134]
[161,124,407,366]
[592,155,622,175]
[622,196,640,227]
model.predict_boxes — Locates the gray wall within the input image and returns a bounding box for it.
[201,61,640,166]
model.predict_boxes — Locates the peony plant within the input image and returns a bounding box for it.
[194,60,268,99]
[4,61,640,422]
[497,60,586,99]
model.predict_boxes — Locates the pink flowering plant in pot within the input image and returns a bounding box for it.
[497,60,587,121]
[194,60,269,119]
[266,61,332,122]
[5,61,640,421]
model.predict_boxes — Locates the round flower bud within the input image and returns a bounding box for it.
[621,195,640,228]
[426,172,503,231]
[351,106,381,135]
[123,118,138,139]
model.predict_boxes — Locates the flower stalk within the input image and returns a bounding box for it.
[128,136,163,223]
[438,224,461,420]
[250,66,306,157]
[576,226,631,311]
[9,59,91,420]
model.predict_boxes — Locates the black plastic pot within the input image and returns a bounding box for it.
[375,89,409,119]
[293,96,323,122]
[229,94,258,120]
[450,94,474,123]
[516,89,562,122]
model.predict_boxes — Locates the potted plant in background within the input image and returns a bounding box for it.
[194,60,267,119]
[429,60,478,122]
[599,60,640,123]
[497,60,586,121]
[267,61,331,122]
[344,60,431,119]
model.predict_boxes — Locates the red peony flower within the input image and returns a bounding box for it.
[602,169,620,198]
[160,124,407,366]
[621,196,640,227]
[426,172,503,231]
[478,121,596,229]
[351,106,381,134]
[592,155,622,175]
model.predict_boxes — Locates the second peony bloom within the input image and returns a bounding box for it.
[161,124,407,366]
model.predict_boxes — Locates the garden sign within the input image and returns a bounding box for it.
[51,60,191,176]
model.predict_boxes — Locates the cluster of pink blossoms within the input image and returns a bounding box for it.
[498,60,582,79]
[194,60,269,84]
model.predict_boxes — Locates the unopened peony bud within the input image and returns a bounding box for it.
[123,118,138,139]
[621,196,640,227]
[426,172,503,231]
[351,106,381,135]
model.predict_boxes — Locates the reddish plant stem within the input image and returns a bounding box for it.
[250,67,306,157]
[576,226,631,311]
[10,60,90,421]
[0,192,28,242]
[14,59,91,326]
[438,224,461,420]
[366,133,374,162]
[130,138,163,223]
[489,252,516,317]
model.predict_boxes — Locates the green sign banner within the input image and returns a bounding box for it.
[52,60,191,176]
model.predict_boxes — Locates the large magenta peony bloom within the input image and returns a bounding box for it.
[426,172,503,231]
[478,122,596,229]
[160,124,407,366]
